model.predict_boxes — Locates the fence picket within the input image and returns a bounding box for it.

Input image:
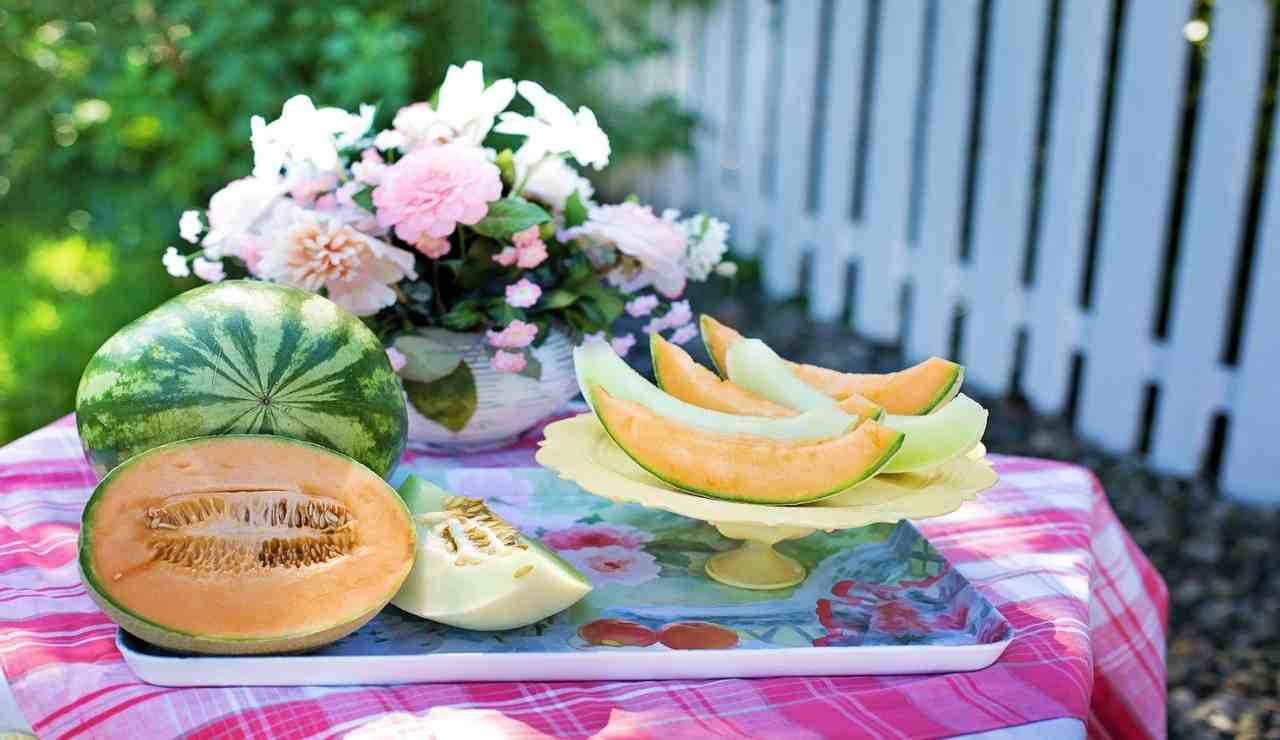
[1151,1,1270,474]
[959,0,1050,390]
[731,0,776,256]
[810,0,871,321]
[694,3,736,217]
[1077,0,1192,453]
[907,0,981,360]
[1024,1,1112,414]
[762,0,825,297]
[852,0,928,343]
[1223,88,1280,503]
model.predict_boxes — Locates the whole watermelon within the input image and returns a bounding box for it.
[76,281,407,478]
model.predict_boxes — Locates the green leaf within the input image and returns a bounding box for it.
[516,352,543,381]
[404,361,478,433]
[442,299,484,331]
[352,187,374,212]
[472,197,552,239]
[392,334,464,383]
[542,288,579,309]
[496,149,515,185]
[563,190,589,228]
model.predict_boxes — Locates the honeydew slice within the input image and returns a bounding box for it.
[573,341,857,442]
[726,337,987,473]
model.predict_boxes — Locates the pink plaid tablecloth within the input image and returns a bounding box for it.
[0,414,1166,739]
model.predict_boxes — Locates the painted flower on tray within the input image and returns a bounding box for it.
[871,600,928,635]
[541,524,653,551]
[373,143,503,242]
[558,545,660,586]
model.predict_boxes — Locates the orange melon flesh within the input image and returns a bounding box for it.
[80,435,415,654]
[700,314,963,415]
[652,333,883,420]
[590,386,904,505]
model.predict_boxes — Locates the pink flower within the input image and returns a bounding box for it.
[512,225,542,248]
[492,246,519,266]
[505,278,541,308]
[351,148,386,185]
[486,319,538,349]
[610,333,636,356]
[490,350,527,373]
[625,295,658,317]
[669,325,698,346]
[564,202,688,298]
[192,256,225,283]
[558,546,660,586]
[541,524,652,551]
[373,144,502,242]
[289,173,339,207]
[516,239,548,269]
[414,236,451,259]
[664,300,693,328]
[385,347,407,373]
[237,235,265,275]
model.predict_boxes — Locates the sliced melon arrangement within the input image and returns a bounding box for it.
[392,476,592,630]
[79,435,416,655]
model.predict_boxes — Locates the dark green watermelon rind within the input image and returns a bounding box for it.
[79,434,414,651]
[588,385,905,506]
[75,281,406,479]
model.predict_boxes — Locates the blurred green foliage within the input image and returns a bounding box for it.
[0,0,700,445]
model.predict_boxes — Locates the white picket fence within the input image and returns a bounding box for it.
[616,0,1280,504]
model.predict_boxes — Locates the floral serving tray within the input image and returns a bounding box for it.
[119,468,1013,686]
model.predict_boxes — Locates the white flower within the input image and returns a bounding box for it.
[256,204,417,316]
[192,256,225,283]
[178,210,203,244]
[495,81,610,170]
[715,261,738,277]
[251,95,372,181]
[682,214,730,281]
[162,247,189,277]
[200,176,286,259]
[373,129,406,151]
[514,144,594,211]
[392,61,515,149]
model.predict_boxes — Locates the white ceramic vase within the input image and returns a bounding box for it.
[401,330,579,452]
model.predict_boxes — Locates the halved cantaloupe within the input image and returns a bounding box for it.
[700,314,964,415]
[79,435,416,655]
[574,340,857,441]
[726,337,988,473]
[650,333,883,420]
[392,476,592,630]
[589,385,904,505]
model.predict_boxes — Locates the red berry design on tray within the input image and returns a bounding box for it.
[578,619,658,647]
[657,622,739,650]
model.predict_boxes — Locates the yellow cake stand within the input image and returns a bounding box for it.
[535,413,999,590]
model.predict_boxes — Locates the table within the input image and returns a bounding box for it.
[0,415,1166,739]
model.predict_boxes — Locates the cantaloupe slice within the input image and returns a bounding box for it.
[79,435,416,655]
[650,333,883,420]
[726,337,988,473]
[700,314,964,415]
[392,476,592,630]
[589,385,904,505]
[574,340,857,442]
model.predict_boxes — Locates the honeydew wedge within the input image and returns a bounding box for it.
[726,337,988,473]
[650,333,883,421]
[573,340,858,442]
[700,315,964,415]
[588,385,904,505]
[392,476,592,630]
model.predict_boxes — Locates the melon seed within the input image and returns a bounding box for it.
[143,489,357,573]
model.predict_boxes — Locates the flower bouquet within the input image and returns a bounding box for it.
[166,60,733,449]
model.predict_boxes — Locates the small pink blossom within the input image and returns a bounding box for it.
[558,546,660,586]
[373,143,502,242]
[238,235,264,275]
[610,333,636,356]
[512,225,541,248]
[505,278,542,308]
[351,148,386,185]
[493,246,519,266]
[490,350,527,373]
[541,524,652,551]
[625,295,659,317]
[664,300,693,329]
[516,239,548,269]
[385,347,407,373]
[314,194,338,211]
[414,236,451,259]
[487,319,538,349]
[289,173,339,207]
[669,324,698,345]
[192,256,225,283]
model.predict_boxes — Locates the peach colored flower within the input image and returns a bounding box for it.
[373,144,502,242]
[490,350,527,373]
[414,236,451,259]
[486,319,538,349]
[505,278,541,308]
[257,206,417,316]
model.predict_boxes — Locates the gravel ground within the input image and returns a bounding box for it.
[664,288,1280,739]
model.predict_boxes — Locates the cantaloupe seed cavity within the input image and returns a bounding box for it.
[142,488,357,573]
[417,496,526,566]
